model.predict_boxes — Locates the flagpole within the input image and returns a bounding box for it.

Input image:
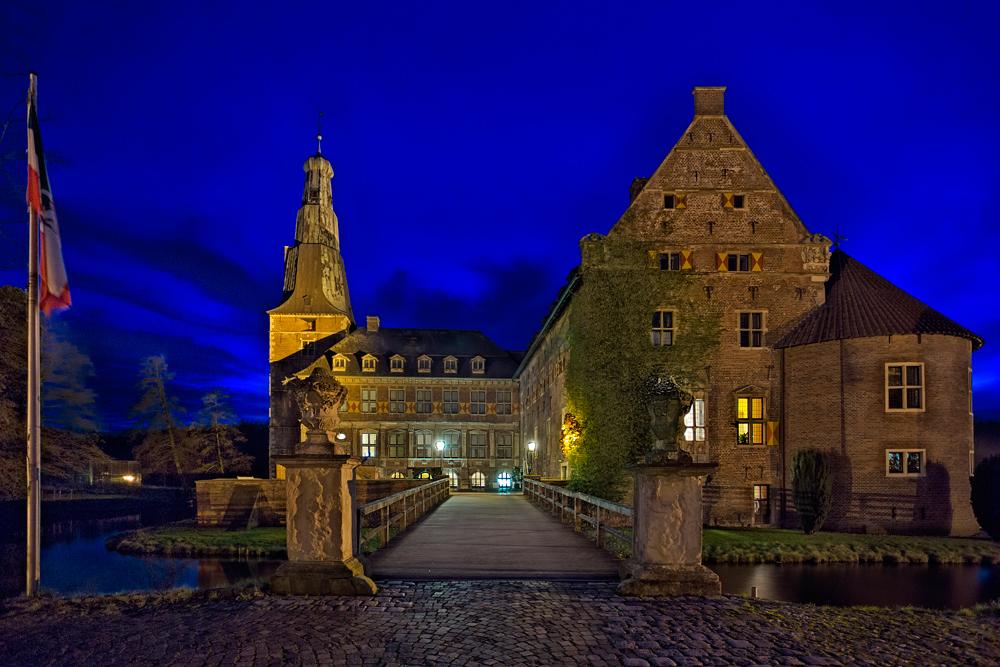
[26,72,41,597]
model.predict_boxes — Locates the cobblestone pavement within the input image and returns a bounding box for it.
[1,581,997,667]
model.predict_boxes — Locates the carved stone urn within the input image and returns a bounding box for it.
[644,377,694,464]
[282,367,350,455]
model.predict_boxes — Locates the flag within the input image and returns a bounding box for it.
[27,86,71,315]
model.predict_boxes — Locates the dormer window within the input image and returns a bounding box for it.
[471,356,485,374]
[301,341,316,358]
[390,355,405,372]
[417,355,431,373]
[332,354,348,371]
[302,319,316,331]
[362,354,377,372]
[444,356,458,373]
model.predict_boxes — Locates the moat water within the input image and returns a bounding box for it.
[1,501,998,608]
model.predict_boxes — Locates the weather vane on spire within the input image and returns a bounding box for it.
[316,108,324,154]
[832,222,847,250]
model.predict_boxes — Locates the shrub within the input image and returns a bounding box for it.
[971,456,1000,541]
[791,448,834,535]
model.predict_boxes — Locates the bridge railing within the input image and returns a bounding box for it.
[356,478,450,554]
[523,478,633,557]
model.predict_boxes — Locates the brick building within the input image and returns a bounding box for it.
[268,152,522,490]
[517,87,983,535]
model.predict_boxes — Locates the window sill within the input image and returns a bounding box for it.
[885,409,926,414]
[886,474,924,479]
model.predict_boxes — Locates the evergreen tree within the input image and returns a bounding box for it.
[192,387,251,475]
[132,355,195,481]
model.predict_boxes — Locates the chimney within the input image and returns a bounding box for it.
[367,316,379,332]
[693,87,726,116]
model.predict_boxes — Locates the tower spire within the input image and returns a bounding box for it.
[316,108,324,154]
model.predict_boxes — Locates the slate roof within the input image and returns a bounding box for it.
[773,250,983,350]
[326,327,522,378]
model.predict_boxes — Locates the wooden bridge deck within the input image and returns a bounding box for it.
[368,491,622,581]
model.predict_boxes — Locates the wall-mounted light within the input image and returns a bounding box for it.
[527,441,536,452]
[336,432,346,440]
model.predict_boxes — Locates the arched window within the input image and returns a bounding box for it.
[447,469,459,488]
[390,471,404,479]
[497,472,512,489]
[418,471,432,479]
[471,471,486,488]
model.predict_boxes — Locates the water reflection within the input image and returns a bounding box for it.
[713,563,1000,610]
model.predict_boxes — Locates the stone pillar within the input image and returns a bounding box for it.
[617,462,720,597]
[270,446,377,595]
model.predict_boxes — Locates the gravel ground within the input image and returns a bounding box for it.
[0,581,996,667]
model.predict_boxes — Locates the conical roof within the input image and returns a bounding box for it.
[773,250,983,350]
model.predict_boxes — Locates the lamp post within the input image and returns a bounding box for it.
[527,441,536,476]
[436,440,445,481]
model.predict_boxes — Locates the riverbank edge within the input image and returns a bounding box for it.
[106,523,287,559]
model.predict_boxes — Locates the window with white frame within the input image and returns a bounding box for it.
[361,432,377,458]
[301,340,316,357]
[736,396,765,445]
[497,472,512,488]
[887,449,924,477]
[389,389,406,413]
[414,431,432,458]
[496,391,512,414]
[443,390,459,414]
[390,355,404,372]
[886,363,924,411]
[470,390,486,414]
[361,388,377,413]
[651,310,675,346]
[472,356,485,373]
[739,312,764,348]
[418,355,431,373]
[684,398,706,443]
[496,432,513,459]
[388,432,406,458]
[444,356,458,373]
[332,355,347,371]
[416,389,432,414]
[362,355,377,372]
[442,431,460,458]
[471,471,486,488]
[469,433,487,458]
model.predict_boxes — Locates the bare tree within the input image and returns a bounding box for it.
[132,355,194,481]
[192,387,251,475]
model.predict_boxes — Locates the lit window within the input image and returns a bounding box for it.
[652,310,675,346]
[444,356,458,373]
[301,341,315,357]
[418,471,432,479]
[388,432,406,458]
[390,471,405,479]
[442,431,460,458]
[471,471,486,488]
[362,355,377,372]
[684,398,706,442]
[389,389,406,413]
[443,390,459,414]
[497,472,512,488]
[361,432,377,458]
[496,391,512,415]
[447,469,459,488]
[470,433,487,458]
[414,431,431,458]
[361,388,377,413]
[753,485,770,524]
[390,355,404,372]
[416,389,432,414]
[470,391,486,414]
[418,356,431,373]
[496,432,513,458]
[739,312,764,348]
[887,449,924,477]
[332,355,347,371]
[472,356,485,373]
[886,364,923,411]
[737,396,765,445]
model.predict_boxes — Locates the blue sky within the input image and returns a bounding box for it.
[1,1,997,429]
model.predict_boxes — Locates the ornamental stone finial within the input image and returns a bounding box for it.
[283,367,349,454]
[644,376,694,464]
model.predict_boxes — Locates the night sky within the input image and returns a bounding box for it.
[1,2,997,431]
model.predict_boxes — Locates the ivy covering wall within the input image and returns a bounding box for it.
[564,233,721,501]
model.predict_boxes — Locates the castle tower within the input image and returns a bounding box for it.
[268,152,355,476]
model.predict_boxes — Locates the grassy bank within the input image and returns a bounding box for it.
[704,527,1000,564]
[106,522,286,558]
